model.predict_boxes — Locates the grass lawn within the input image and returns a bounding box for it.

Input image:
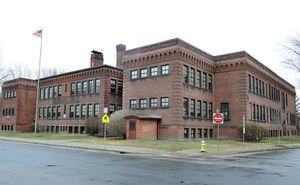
[0,132,93,140]
[1,132,299,154]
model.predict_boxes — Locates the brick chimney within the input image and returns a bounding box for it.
[116,44,126,69]
[90,50,103,68]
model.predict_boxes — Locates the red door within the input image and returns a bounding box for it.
[128,121,136,139]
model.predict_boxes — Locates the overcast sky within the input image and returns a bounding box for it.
[0,0,299,94]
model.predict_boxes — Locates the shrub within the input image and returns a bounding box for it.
[97,110,132,138]
[237,123,267,141]
[85,118,99,135]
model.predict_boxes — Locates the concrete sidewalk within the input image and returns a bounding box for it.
[0,136,172,156]
[1,136,300,158]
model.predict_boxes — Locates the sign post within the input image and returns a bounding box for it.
[213,113,224,152]
[102,113,110,141]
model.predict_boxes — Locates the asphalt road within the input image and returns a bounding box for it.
[0,141,299,185]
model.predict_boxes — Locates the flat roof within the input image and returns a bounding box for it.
[125,115,162,121]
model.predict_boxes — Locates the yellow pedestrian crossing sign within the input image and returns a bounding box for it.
[102,114,110,124]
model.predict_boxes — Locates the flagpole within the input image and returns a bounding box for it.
[34,28,43,136]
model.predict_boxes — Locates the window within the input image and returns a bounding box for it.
[71,83,75,96]
[131,70,138,79]
[95,79,100,94]
[150,98,158,108]
[208,102,213,118]
[52,106,56,118]
[57,85,62,96]
[140,68,147,78]
[130,100,137,109]
[117,105,122,110]
[255,78,258,94]
[202,73,207,89]
[109,104,115,114]
[40,88,44,99]
[256,104,259,120]
[190,68,195,86]
[118,81,123,96]
[197,100,202,118]
[258,80,262,95]
[87,104,93,117]
[76,82,81,95]
[190,99,195,117]
[110,79,116,94]
[253,104,256,120]
[49,87,53,98]
[184,128,189,139]
[53,86,57,97]
[75,105,80,118]
[47,107,51,119]
[191,128,196,139]
[262,81,265,96]
[161,97,169,107]
[39,108,43,118]
[248,74,252,91]
[43,107,47,118]
[208,74,212,90]
[44,87,48,99]
[82,81,87,95]
[183,65,188,84]
[57,106,61,119]
[196,70,201,88]
[140,99,147,108]
[88,80,94,94]
[203,101,207,118]
[94,104,100,118]
[183,98,189,117]
[150,67,158,76]
[252,76,255,92]
[129,122,136,130]
[161,64,169,75]
[81,104,86,118]
[220,103,229,120]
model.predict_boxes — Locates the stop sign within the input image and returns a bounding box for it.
[213,113,224,124]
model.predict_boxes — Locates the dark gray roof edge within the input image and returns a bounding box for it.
[3,77,36,85]
[214,51,295,90]
[124,115,162,120]
[124,38,214,60]
[39,64,123,81]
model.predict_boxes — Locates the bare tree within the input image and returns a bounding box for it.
[8,64,34,79]
[41,67,65,78]
[0,49,11,91]
[282,35,300,73]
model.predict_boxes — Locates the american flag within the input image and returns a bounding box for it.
[33,29,42,37]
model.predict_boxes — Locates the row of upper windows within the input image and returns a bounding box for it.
[250,103,281,123]
[3,91,16,99]
[183,65,213,91]
[130,64,169,80]
[40,85,62,100]
[248,74,288,108]
[183,97,213,119]
[70,79,101,96]
[40,78,123,100]
[250,103,296,125]
[2,108,15,116]
[129,97,169,109]
[70,79,123,96]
